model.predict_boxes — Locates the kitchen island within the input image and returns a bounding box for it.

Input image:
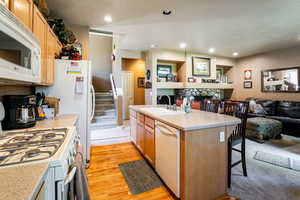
[129,105,241,200]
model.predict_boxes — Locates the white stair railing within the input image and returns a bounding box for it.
[110,74,123,125]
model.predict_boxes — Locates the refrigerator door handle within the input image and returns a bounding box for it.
[90,84,96,122]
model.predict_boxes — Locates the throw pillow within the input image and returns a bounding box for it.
[253,103,267,114]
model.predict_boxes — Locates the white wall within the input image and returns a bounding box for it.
[145,49,236,104]
[89,34,112,92]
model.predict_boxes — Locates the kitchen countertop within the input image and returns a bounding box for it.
[0,162,49,200]
[30,114,78,130]
[130,105,241,131]
[0,114,78,200]
[3,114,78,133]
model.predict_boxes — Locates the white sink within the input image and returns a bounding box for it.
[140,107,185,115]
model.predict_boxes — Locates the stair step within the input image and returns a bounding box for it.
[92,115,116,124]
[90,121,119,129]
[95,99,114,104]
[95,104,114,110]
[95,92,113,97]
[95,95,113,99]
[94,109,116,117]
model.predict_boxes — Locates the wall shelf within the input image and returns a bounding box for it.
[184,83,234,89]
[155,82,234,89]
[155,82,185,89]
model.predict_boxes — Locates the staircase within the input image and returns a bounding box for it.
[90,92,118,129]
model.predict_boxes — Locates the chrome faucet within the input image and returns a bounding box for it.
[158,95,171,109]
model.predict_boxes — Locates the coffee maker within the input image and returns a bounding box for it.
[2,95,36,130]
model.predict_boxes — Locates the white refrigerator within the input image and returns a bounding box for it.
[38,59,95,163]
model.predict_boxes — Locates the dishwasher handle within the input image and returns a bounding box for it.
[156,124,178,136]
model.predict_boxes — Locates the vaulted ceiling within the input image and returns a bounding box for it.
[46,0,300,57]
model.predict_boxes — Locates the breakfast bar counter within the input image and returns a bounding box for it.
[130,105,240,131]
[129,105,241,200]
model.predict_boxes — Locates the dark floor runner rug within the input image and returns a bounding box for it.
[119,160,163,195]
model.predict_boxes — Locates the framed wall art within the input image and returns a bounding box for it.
[157,65,172,78]
[244,81,252,88]
[244,69,252,80]
[137,77,145,88]
[192,57,211,76]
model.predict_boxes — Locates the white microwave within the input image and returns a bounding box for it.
[0,4,40,83]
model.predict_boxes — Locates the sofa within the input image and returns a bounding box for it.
[246,99,300,137]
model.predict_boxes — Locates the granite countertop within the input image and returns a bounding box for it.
[30,114,78,130]
[130,105,241,131]
[0,162,49,200]
[3,114,78,133]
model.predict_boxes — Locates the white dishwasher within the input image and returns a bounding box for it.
[155,121,180,197]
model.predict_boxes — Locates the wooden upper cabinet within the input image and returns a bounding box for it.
[32,5,47,84]
[56,39,62,55]
[46,28,56,85]
[0,0,10,8]
[10,0,33,31]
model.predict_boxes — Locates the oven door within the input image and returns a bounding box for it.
[56,166,77,200]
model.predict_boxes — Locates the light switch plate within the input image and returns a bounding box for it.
[219,131,225,142]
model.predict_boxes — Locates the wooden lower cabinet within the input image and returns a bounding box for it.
[144,126,155,165]
[136,122,145,153]
[131,112,155,166]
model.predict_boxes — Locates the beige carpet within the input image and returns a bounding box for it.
[229,135,300,200]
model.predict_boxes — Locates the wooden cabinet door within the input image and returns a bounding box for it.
[32,5,47,84]
[130,116,137,145]
[10,0,33,30]
[137,122,144,153]
[45,28,56,85]
[0,0,10,8]
[56,40,62,55]
[144,126,155,165]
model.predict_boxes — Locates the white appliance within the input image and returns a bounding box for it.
[0,127,78,200]
[155,121,180,197]
[37,60,95,163]
[0,3,40,83]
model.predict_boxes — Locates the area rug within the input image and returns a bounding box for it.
[229,137,300,200]
[254,151,300,171]
[119,160,163,195]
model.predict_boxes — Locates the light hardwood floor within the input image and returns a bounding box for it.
[86,142,238,200]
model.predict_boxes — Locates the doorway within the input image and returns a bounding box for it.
[122,71,134,119]
[121,58,146,119]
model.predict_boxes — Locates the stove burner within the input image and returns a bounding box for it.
[26,149,41,158]
[43,133,56,140]
[13,135,32,142]
[0,128,67,166]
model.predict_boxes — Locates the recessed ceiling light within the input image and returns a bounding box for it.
[208,48,215,53]
[179,43,187,49]
[233,52,239,56]
[150,44,156,48]
[162,9,172,15]
[104,15,112,23]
